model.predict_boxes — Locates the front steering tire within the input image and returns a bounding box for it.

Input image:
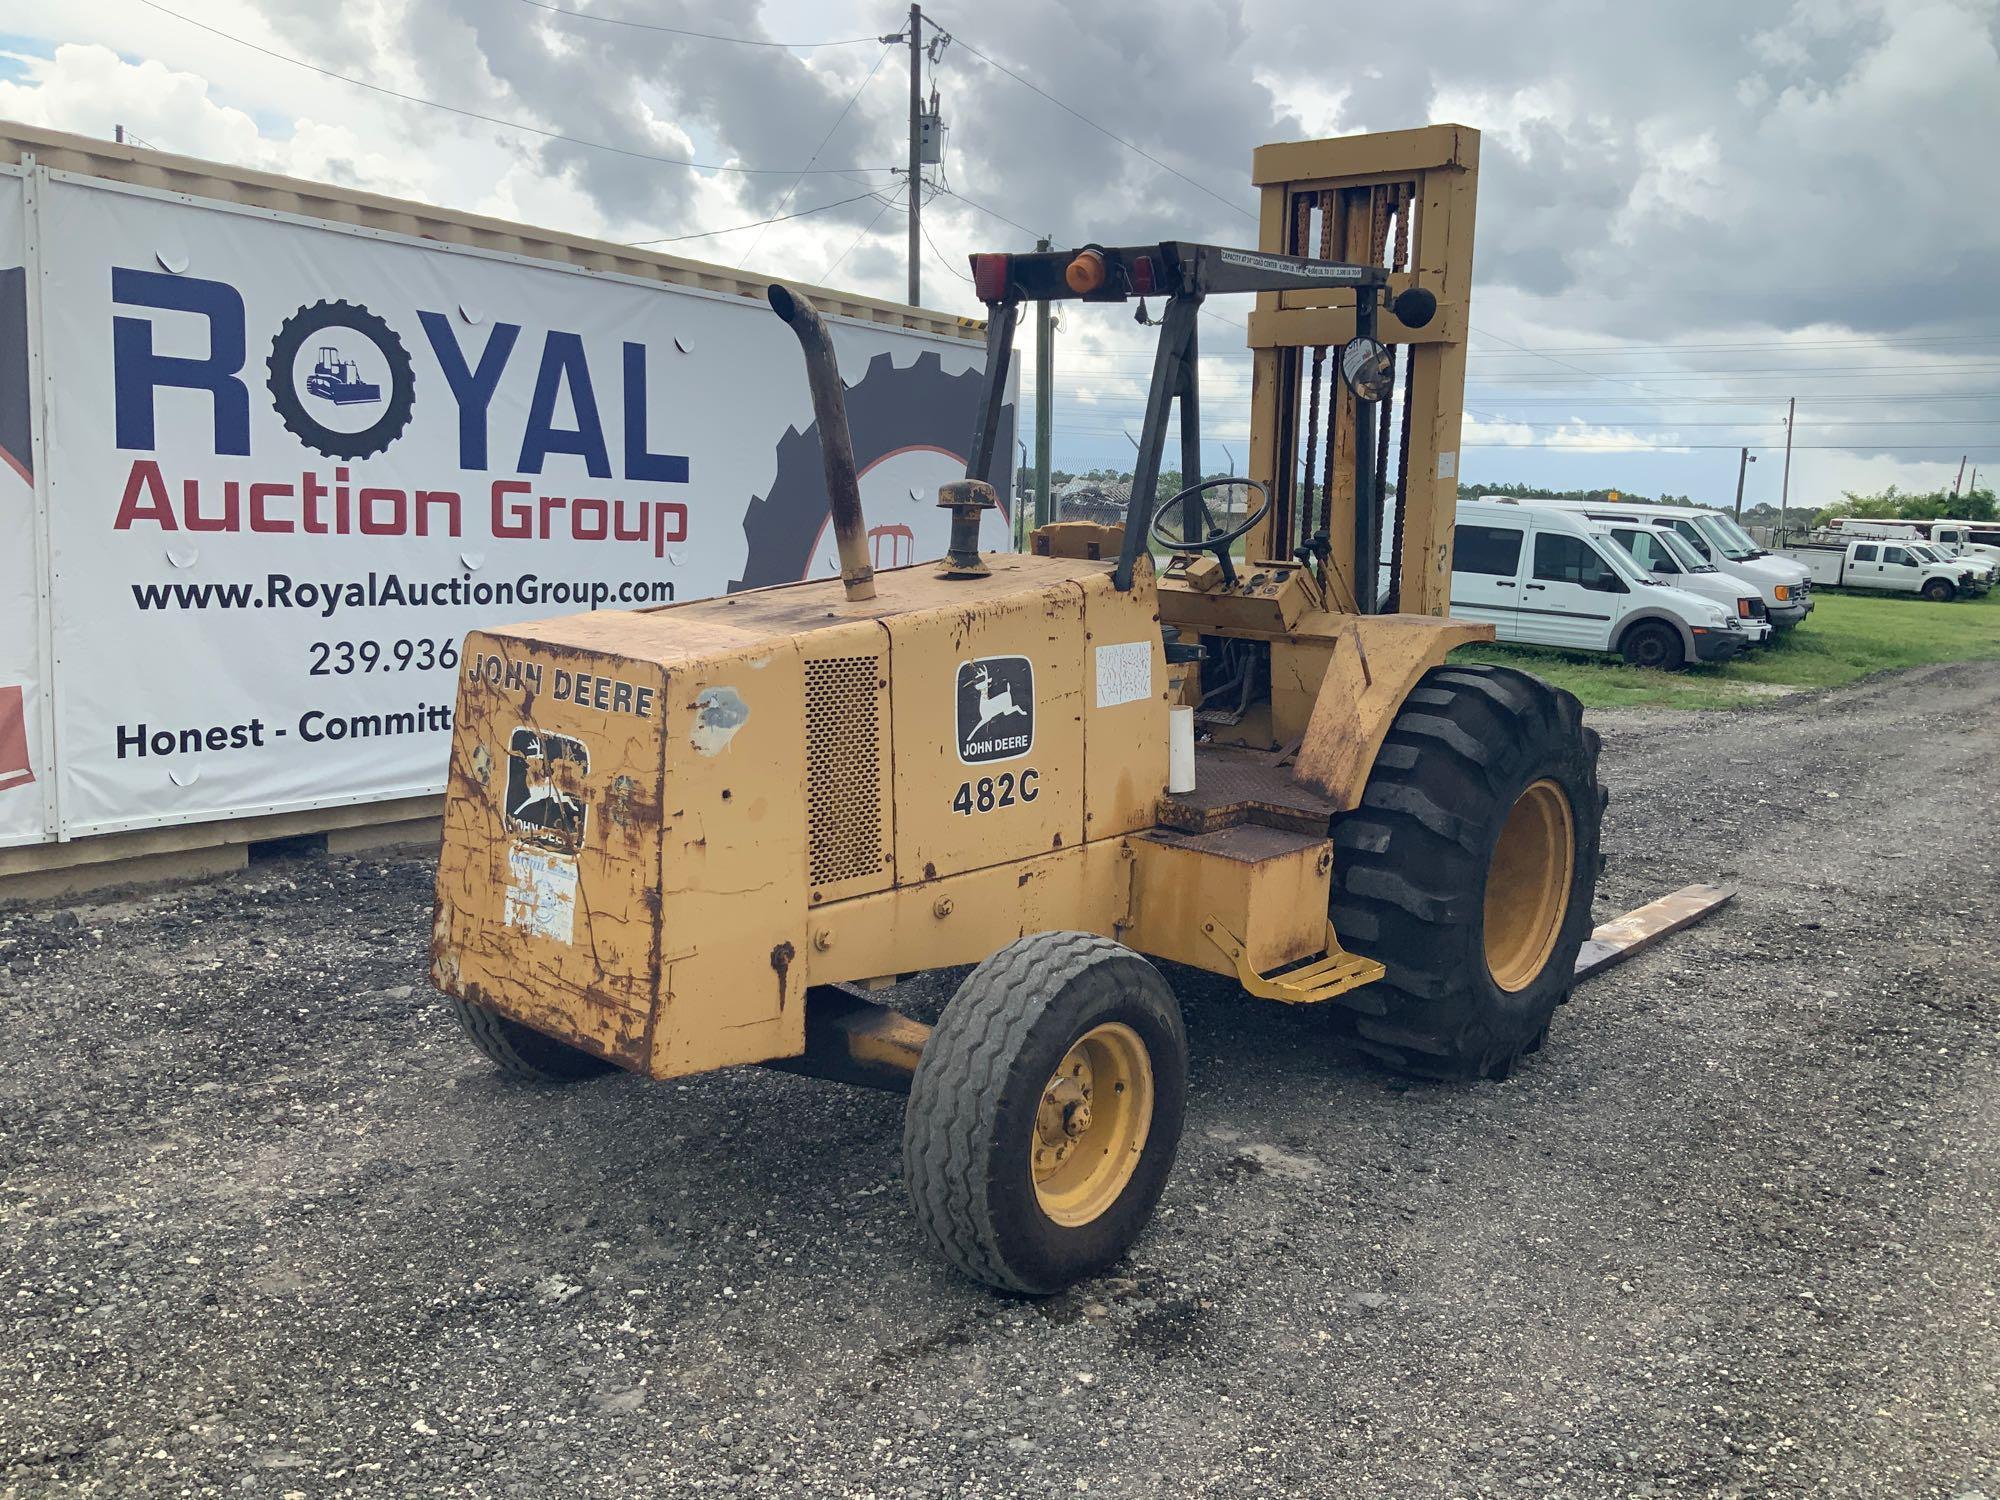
[902,933,1188,1294]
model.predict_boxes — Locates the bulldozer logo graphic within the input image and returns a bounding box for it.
[266,298,416,461]
[504,728,589,843]
[305,345,381,406]
[956,656,1033,764]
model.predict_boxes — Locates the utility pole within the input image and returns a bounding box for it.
[1953,454,1967,498]
[1778,396,1795,538]
[1034,236,1053,529]
[1733,446,1756,521]
[906,3,922,307]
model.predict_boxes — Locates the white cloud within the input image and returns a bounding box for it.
[1,0,1992,493]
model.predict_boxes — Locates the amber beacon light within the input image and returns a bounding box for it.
[1064,248,1107,294]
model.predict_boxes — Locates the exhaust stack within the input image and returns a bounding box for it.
[767,284,876,602]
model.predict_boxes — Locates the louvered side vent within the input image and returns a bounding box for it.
[804,656,887,888]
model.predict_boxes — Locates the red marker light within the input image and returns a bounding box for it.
[971,254,1011,302]
[1131,255,1157,295]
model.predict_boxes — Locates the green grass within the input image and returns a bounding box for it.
[1448,589,2000,710]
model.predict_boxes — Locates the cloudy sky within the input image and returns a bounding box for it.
[2,0,1996,506]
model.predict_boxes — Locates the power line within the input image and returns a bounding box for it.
[1452,392,2000,405]
[509,0,879,47]
[1461,418,2000,428]
[1459,442,2000,452]
[1467,333,2000,356]
[942,32,1255,222]
[822,188,905,281]
[626,190,885,246]
[1469,323,1660,398]
[133,0,896,176]
[737,43,895,268]
[1462,362,2000,379]
[920,219,974,284]
[934,183,1046,240]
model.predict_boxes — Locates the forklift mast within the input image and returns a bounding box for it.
[1245,125,1479,616]
[962,125,1478,619]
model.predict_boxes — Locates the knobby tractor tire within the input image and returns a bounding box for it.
[448,997,618,1083]
[1329,664,1606,1081]
[1619,619,1685,670]
[902,933,1188,1295]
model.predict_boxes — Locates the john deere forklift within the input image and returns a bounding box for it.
[431,126,1703,1293]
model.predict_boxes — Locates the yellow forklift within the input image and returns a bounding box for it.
[431,127,1723,1292]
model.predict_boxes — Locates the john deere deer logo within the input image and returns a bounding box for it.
[956,657,1033,764]
[504,728,589,843]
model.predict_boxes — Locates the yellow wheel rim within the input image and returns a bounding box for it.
[1483,779,1576,993]
[1030,1022,1155,1228]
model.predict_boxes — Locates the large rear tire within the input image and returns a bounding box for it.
[1329,664,1605,1080]
[903,933,1188,1295]
[449,997,619,1083]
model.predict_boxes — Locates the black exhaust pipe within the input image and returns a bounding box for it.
[767,284,876,602]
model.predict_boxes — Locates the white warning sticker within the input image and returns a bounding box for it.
[1094,640,1153,708]
[504,845,578,943]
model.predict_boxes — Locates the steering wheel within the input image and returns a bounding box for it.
[1148,476,1272,589]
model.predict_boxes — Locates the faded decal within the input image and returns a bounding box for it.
[1094,641,1152,709]
[504,728,589,843]
[504,845,578,943]
[690,686,749,756]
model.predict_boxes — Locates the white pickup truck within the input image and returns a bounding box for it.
[1906,540,1994,591]
[1827,518,2000,575]
[1775,538,1973,600]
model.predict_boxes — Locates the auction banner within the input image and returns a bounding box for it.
[0,170,44,846]
[27,172,1011,841]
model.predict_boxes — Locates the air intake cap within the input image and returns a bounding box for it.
[937,480,998,578]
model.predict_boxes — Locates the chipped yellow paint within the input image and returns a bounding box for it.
[432,554,1185,1082]
[1291,614,1493,810]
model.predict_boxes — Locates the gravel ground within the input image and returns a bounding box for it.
[3,661,1996,1499]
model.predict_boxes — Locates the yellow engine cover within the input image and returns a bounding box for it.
[431,554,1170,1080]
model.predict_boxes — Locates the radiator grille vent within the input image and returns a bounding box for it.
[804,656,886,887]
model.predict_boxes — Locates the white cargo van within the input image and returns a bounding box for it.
[1505,499,1813,629]
[1453,499,1750,669]
[1593,521,1773,646]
